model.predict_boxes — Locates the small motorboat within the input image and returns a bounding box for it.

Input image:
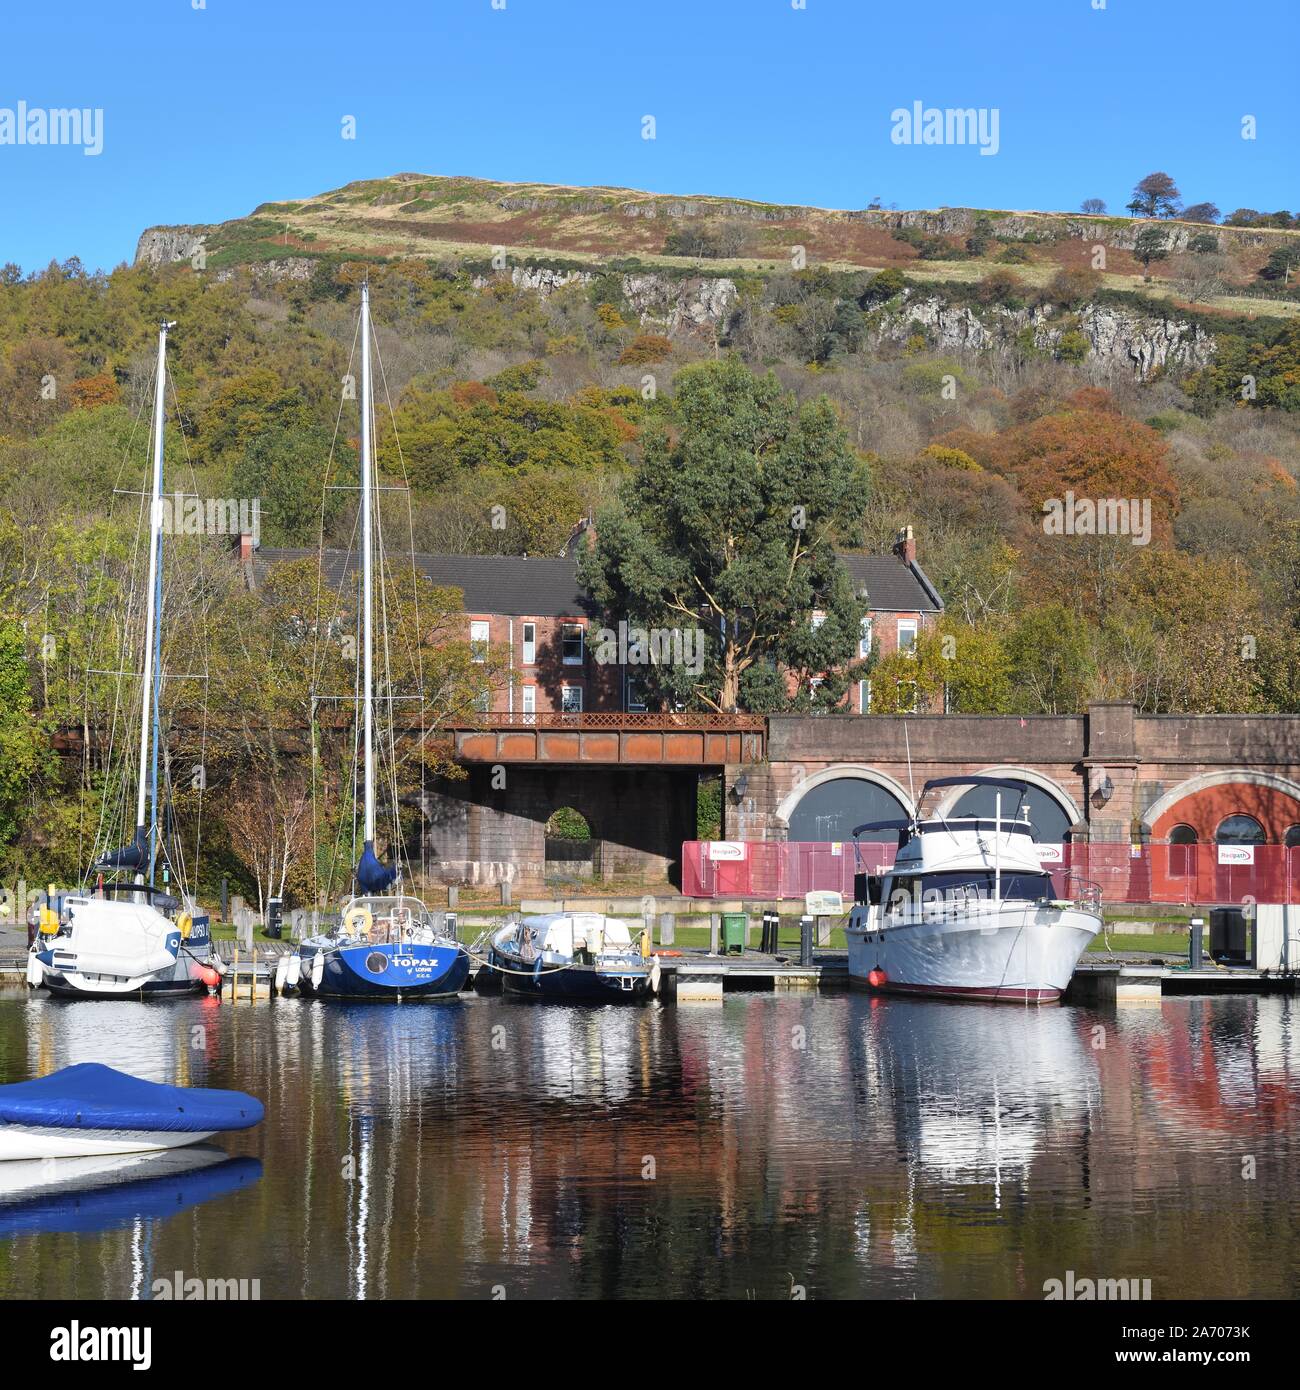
[0,1063,264,1161]
[487,913,660,1002]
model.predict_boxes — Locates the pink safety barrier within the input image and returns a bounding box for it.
[681,841,1300,906]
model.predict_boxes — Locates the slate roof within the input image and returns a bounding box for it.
[253,547,941,617]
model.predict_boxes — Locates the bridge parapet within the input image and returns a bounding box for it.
[449,711,766,766]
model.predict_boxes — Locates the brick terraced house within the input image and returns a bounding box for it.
[250,528,942,715]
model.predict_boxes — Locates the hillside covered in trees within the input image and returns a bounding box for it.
[2,172,1300,894]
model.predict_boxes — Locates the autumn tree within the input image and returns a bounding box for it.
[1127,172,1182,219]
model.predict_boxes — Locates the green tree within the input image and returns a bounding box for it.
[1133,227,1170,273]
[578,359,871,712]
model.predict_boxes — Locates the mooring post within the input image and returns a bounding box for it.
[710,913,720,955]
[220,876,228,923]
[500,880,511,907]
[1189,916,1204,969]
[658,912,674,946]
[799,915,813,967]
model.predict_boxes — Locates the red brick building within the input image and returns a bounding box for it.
[253,529,942,715]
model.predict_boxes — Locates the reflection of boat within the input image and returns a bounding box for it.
[847,776,1101,1003]
[0,1149,260,1237]
[0,1063,263,1160]
[27,319,220,1001]
[855,998,1098,1186]
[290,283,467,1001]
[487,914,660,1002]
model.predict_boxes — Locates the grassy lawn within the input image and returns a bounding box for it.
[1088,932,1189,955]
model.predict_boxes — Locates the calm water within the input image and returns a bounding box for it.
[1,986,1298,1300]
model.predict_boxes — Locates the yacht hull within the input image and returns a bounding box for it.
[847,907,1100,1004]
[297,940,470,1000]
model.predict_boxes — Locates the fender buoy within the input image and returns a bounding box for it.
[867,967,888,989]
[198,965,221,989]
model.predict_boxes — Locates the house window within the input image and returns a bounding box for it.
[896,679,919,714]
[858,679,871,714]
[625,671,647,712]
[897,618,918,654]
[521,685,536,724]
[521,622,536,665]
[470,620,490,663]
[810,611,826,630]
[562,623,584,665]
[473,687,490,714]
[561,684,583,714]
[859,617,874,660]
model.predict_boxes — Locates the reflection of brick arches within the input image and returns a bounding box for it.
[1143,771,1300,902]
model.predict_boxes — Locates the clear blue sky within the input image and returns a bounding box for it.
[1,0,1295,273]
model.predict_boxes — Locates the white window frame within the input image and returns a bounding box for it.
[810,610,826,631]
[897,617,918,655]
[859,616,874,659]
[897,678,919,714]
[521,622,536,665]
[521,684,536,724]
[561,622,584,666]
[560,684,583,714]
[858,679,871,714]
[470,620,490,663]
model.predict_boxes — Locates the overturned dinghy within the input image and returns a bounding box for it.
[0,1063,264,1162]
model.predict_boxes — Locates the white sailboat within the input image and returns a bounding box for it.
[27,320,221,999]
[292,281,469,1000]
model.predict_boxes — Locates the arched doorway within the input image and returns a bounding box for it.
[783,770,911,843]
[1144,771,1300,901]
[545,807,596,884]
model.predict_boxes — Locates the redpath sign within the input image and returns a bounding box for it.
[707,842,746,862]
[1217,844,1255,865]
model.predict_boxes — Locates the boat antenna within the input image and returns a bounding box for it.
[903,721,917,824]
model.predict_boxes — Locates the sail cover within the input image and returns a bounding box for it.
[0,1064,264,1133]
[97,826,149,871]
[356,840,396,894]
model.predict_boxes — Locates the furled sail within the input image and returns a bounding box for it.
[355,840,396,894]
[96,826,149,872]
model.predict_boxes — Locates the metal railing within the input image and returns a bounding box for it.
[448,710,766,731]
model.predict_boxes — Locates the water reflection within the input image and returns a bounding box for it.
[1,989,1297,1300]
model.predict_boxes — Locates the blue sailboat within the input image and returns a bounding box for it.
[293,283,468,1002]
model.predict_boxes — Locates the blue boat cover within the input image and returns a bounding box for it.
[97,825,149,871]
[0,1064,264,1133]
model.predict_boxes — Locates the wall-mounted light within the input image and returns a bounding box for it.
[730,774,749,805]
[1092,767,1114,806]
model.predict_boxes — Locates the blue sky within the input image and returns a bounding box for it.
[1,0,1295,272]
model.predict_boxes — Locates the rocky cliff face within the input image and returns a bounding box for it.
[135,226,208,267]
[873,292,1216,378]
[470,265,738,334]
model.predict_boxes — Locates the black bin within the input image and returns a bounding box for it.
[1209,907,1248,963]
[265,896,283,940]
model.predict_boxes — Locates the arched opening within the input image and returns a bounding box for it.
[1216,814,1265,845]
[787,776,910,843]
[947,779,1075,845]
[545,807,596,883]
[1168,823,1197,877]
[1284,826,1300,848]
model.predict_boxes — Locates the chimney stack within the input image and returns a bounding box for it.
[894,524,917,567]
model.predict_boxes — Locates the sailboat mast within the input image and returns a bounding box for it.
[134,321,173,850]
[360,283,376,846]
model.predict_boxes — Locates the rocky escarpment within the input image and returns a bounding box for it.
[470,264,738,334]
[135,225,209,267]
[873,292,1216,378]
